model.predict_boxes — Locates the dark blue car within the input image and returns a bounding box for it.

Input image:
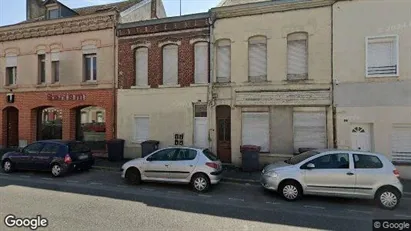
[1,140,95,177]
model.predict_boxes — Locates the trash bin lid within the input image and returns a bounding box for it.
[240,145,261,152]
[142,140,160,144]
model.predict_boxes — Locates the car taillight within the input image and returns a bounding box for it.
[64,154,72,164]
[393,169,400,178]
[206,162,218,169]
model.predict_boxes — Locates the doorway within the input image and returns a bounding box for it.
[37,107,63,140]
[3,107,19,147]
[216,105,231,163]
[351,124,372,152]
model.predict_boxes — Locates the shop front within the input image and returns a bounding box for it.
[0,89,114,150]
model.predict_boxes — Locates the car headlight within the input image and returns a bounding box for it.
[265,171,278,178]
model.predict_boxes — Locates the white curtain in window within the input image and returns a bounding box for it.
[248,37,267,81]
[194,42,208,84]
[135,117,149,142]
[216,40,231,83]
[135,47,148,86]
[162,45,178,85]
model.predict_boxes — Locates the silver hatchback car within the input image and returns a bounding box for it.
[121,147,223,192]
[261,149,404,210]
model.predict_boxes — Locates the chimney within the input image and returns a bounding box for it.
[150,0,157,19]
[26,0,46,20]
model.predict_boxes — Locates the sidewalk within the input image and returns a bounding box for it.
[92,157,411,193]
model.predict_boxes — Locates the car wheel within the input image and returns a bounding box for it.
[279,180,302,201]
[376,187,401,210]
[125,167,141,185]
[2,159,14,173]
[51,164,63,177]
[191,173,210,193]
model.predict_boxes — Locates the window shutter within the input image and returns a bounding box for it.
[367,37,397,76]
[162,45,178,85]
[287,40,308,80]
[6,55,17,67]
[135,47,148,86]
[241,112,270,152]
[217,40,231,83]
[248,37,267,82]
[135,117,149,142]
[293,111,327,153]
[194,42,208,84]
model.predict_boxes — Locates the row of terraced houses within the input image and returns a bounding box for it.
[0,0,410,178]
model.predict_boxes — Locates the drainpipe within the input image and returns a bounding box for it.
[112,13,118,140]
[331,0,337,148]
[207,12,216,151]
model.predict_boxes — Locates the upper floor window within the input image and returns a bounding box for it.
[366,35,398,77]
[84,54,97,81]
[194,42,208,84]
[5,55,17,86]
[162,44,178,85]
[248,36,267,82]
[216,39,231,83]
[48,9,59,19]
[287,32,308,80]
[38,54,46,84]
[51,50,60,83]
[135,47,148,86]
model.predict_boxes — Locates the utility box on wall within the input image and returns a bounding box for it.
[174,133,184,146]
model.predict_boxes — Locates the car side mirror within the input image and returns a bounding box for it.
[306,163,315,169]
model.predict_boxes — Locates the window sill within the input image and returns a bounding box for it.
[282,79,313,83]
[48,83,61,87]
[81,81,98,86]
[242,80,272,85]
[36,84,47,88]
[365,74,399,78]
[131,85,150,89]
[158,84,181,88]
[190,83,209,87]
[4,85,17,89]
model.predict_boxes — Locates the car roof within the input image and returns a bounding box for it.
[163,146,206,151]
[35,140,83,145]
[315,148,387,158]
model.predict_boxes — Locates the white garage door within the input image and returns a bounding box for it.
[194,117,208,149]
[242,112,270,152]
[293,110,327,153]
[392,125,411,163]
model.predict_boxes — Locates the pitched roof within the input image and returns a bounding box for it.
[73,0,142,15]
[217,0,271,7]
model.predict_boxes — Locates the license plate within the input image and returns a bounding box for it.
[78,155,88,160]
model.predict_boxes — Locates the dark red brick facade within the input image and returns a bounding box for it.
[117,15,210,89]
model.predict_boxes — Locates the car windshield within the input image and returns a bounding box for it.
[202,149,219,161]
[286,150,320,165]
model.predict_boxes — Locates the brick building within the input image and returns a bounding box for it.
[116,13,210,158]
[0,0,165,149]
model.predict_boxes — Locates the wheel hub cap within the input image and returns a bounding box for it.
[380,192,397,208]
[194,177,206,191]
[52,166,61,176]
[283,185,298,199]
[4,162,11,171]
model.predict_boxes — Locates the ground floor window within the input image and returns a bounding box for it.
[134,116,149,143]
[77,106,106,150]
[38,107,63,140]
[241,112,270,152]
[391,124,411,164]
[293,109,327,153]
[194,104,208,148]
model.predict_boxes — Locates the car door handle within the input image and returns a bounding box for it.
[346,172,354,176]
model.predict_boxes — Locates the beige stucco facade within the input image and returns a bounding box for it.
[209,0,334,167]
[333,0,411,178]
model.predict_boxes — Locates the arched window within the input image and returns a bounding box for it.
[194,42,208,84]
[287,32,308,80]
[162,44,178,85]
[135,47,148,86]
[248,36,267,82]
[216,39,231,83]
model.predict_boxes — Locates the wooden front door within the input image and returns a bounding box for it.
[216,106,231,163]
[6,107,19,147]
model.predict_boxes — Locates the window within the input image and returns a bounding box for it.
[194,42,208,84]
[84,54,97,81]
[366,36,398,77]
[194,104,207,117]
[135,47,148,86]
[202,149,219,161]
[218,118,230,142]
[287,32,308,80]
[242,112,269,152]
[51,50,60,83]
[81,112,88,123]
[22,143,44,155]
[48,9,59,19]
[149,149,177,161]
[174,149,197,161]
[216,39,231,83]
[40,143,61,155]
[134,117,149,142]
[5,55,17,86]
[354,154,383,169]
[289,150,320,165]
[248,36,267,82]
[38,54,46,84]
[162,44,178,85]
[303,153,350,169]
[96,111,104,122]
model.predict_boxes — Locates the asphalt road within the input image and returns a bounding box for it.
[0,170,410,231]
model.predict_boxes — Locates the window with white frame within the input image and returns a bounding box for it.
[241,112,270,152]
[248,36,267,82]
[84,54,97,81]
[134,117,149,142]
[135,47,148,86]
[216,39,231,83]
[51,50,60,83]
[287,32,308,80]
[194,42,208,84]
[162,44,178,85]
[5,55,17,86]
[366,36,398,77]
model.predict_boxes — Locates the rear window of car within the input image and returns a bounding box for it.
[354,154,383,169]
[202,149,219,161]
[69,142,90,153]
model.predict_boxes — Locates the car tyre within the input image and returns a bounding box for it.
[125,167,141,185]
[2,159,14,173]
[51,164,63,177]
[191,173,210,193]
[375,187,401,210]
[279,180,302,201]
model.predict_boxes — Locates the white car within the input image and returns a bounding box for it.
[121,147,223,192]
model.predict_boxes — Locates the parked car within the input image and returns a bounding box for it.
[1,140,95,177]
[261,149,403,210]
[121,147,223,192]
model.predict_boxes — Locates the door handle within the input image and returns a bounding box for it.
[346,172,354,176]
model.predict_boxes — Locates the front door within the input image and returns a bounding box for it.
[302,153,356,196]
[168,148,198,180]
[216,106,231,163]
[6,107,19,148]
[351,124,371,151]
[143,148,178,180]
